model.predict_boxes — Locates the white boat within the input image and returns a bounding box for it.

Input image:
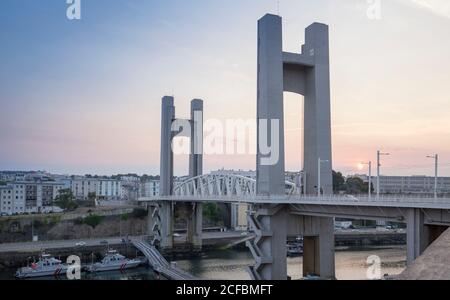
[15,253,69,279]
[86,250,141,273]
[287,243,303,257]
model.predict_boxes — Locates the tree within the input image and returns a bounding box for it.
[83,214,104,228]
[203,203,220,223]
[131,208,148,219]
[332,171,346,193]
[345,177,365,194]
[54,189,78,211]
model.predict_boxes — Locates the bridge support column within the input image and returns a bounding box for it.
[159,202,174,249]
[187,99,203,249]
[302,217,335,278]
[406,208,428,265]
[187,202,203,249]
[247,205,288,280]
[287,214,335,279]
[160,96,175,196]
[256,14,333,196]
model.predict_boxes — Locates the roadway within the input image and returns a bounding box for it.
[0,232,247,253]
[140,195,450,210]
[0,236,128,253]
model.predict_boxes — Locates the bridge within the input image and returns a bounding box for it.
[131,239,198,280]
[140,14,450,280]
[141,186,450,279]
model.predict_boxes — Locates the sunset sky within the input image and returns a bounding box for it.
[1,0,450,176]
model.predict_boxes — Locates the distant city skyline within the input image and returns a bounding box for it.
[1,0,450,176]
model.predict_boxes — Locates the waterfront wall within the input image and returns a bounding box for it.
[0,213,148,243]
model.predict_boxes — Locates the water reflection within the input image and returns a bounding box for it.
[1,246,407,280]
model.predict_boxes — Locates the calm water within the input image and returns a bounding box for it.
[1,246,406,280]
[175,246,407,280]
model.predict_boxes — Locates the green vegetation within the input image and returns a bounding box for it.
[42,215,61,226]
[131,208,148,219]
[332,171,346,193]
[333,171,374,195]
[120,213,130,221]
[54,189,78,211]
[345,177,366,194]
[203,203,220,223]
[83,214,105,228]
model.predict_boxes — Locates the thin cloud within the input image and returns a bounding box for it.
[397,0,450,19]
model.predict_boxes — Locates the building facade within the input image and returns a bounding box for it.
[355,174,450,195]
[1,181,64,215]
[71,177,122,201]
[140,180,160,197]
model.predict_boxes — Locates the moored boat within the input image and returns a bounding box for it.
[86,250,141,273]
[15,253,69,279]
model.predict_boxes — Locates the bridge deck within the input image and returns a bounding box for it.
[139,195,450,210]
[131,239,197,280]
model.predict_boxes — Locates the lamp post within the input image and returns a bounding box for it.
[427,154,438,199]
[377,151,390,198]
[318,158,329,197]
[360,161,372,198]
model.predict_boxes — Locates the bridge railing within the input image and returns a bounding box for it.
[139,193,450,208]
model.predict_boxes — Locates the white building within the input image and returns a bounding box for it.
[140,180,160,197]
[98,179,121,200]
[1,185,15,215]
[364,175,450,195]
[71,177,99,201]
[71,177,122,201]
[0,181,65,215]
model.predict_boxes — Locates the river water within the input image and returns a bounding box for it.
[0,246,406,280]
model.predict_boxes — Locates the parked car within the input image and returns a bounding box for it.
[100,240,109,245]
[75,241,86,247]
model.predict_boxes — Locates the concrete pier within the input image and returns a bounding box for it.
[156,97,204,250]
[251,14,335,280]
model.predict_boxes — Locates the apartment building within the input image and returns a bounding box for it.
[355,175,450,195]
[0,181,64,215]
[71,177,122,201]
[140,180,160,197]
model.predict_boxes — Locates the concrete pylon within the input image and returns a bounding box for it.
[256,14,285,196]
[158,96,204,250]
[159,96,176,249]
[189,99,203,178]
[160,96,175,197]
[250,14,335,281]
[188,99,203,249]
[256,14,333,196]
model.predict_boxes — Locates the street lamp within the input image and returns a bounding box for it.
[318,158,329,197]
[377,151,390,198]
[360,161,372,198]
[427,154,439,199]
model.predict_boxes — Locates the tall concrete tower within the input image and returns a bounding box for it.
[160,96,175,197]
[189,99,203,178]
[158,96,204,249]
[256,14,333,195]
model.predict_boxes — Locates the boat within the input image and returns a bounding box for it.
[287,243,303,257]
[85,250,141,273]
[15,253,69,279]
